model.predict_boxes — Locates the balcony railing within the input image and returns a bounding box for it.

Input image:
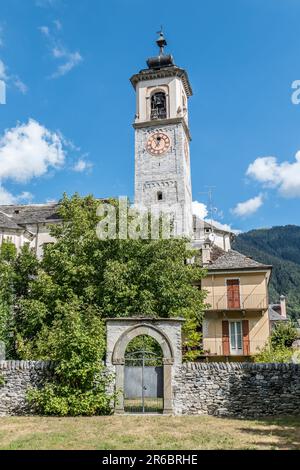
[150,108,167,120]
[205,293,268,311]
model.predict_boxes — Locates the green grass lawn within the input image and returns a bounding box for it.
[0,415,299,450]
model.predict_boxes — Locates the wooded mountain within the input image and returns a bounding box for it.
[232,225,300,320]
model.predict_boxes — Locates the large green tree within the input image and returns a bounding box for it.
[1,194,206,415]
[15,194,206,361]
[0,240,38,357]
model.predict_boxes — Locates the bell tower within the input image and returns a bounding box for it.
[130,31,193,237]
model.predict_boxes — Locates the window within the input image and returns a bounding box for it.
[157,191,163,201]
[229,321,243,355]
[226,279,241,309]
[151,92,167,120]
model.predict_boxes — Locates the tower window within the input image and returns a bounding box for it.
[157,191,163,201]
[151,92,167,120]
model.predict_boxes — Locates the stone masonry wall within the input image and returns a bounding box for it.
[173,362,300,417]
[0,361,53,416]
[1,360,300,417]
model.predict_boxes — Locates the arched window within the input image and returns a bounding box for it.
[157,191,163,201]
[151,92,167,120]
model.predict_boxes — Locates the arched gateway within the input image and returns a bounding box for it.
[106,318,184,414]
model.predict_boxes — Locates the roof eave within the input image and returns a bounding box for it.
[206,266,273,274]
[130,66,193,97]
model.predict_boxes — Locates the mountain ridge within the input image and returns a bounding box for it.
[232,225,300,320]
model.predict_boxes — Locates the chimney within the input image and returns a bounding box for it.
[202,240,212,266]
[280,295,287,319]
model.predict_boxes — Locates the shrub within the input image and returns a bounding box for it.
[254,344,294,363]
[270,322,298,349]
[27,299,114,416]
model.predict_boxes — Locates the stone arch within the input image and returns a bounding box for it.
[112,323,174,365]
[106,318,184,414]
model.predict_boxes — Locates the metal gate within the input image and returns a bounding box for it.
[124,348,163,413]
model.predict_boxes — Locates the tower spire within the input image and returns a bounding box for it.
[146,28,174,70]
[156,27,167,56]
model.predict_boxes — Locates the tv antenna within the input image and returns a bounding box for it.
[199,186,217,242]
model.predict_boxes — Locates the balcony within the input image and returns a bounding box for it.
[205,293,268,311]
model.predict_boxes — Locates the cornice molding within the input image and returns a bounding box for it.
[133,117,192,141]
[130,66,193,97]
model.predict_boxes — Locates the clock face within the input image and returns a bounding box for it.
[146,132,170,156]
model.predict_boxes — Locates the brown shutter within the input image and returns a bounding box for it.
[222,320,230,355]
[227,280,241,309]
[242,320,250,355]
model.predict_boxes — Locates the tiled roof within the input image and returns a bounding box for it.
[205,246,272,271]
[0,211,20,229]
[268,305,288,321]
[0,204,60,229]
[193,215,234,235]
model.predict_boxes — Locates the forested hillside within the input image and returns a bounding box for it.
[232,225,300,320]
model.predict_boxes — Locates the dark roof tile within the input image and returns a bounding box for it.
[205,247,271,271]
[0,204,60,229]
[0,211,20,229]
[268,305,288,321]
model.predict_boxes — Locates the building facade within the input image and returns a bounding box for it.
[200,245,272,357]
[0,33,288,356]
[0,204,59,258]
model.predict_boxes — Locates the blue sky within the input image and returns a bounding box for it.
[1,0,300,232]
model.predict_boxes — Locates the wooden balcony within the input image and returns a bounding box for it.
[205,293,268,312]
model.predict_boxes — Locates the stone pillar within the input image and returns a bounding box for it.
[114,362,125,414]
[163,359,173,414]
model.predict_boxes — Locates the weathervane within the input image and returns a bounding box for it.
[156,26,167,56]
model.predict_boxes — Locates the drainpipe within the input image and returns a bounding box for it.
[35,223,39,256]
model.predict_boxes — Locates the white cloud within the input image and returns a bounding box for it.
[247,152,300,197]
[232,194,264,218]
[0,186,33,205]
[0,119,65,183]
[0,59,8,80]
[51,51,82,78]
[0,59,27,94]
[52,46,65,58]
[0,120,87,204]
[192,200,208,219]
[39,21,83,78]
[53,19,62,31]
[46,198,57,203]
[210,219,241,235]
[13,77,28,94]
[192,200,240,234]
[73,158,93,173]
[0,185,18,204]
[39,26,50,37]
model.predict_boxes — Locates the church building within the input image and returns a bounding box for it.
[0,32,287,358]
